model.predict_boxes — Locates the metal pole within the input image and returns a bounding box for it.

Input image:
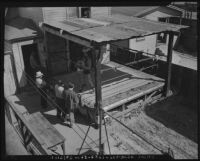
[78,125,91,155]
[104,117,111,154]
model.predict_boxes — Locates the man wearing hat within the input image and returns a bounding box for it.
[78,47,94,92]
[35,71,47,108]
[54,80,65,119]
[63,82,79,127]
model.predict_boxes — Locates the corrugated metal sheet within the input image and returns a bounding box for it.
[43,14,188,44]
[5,25,37,42]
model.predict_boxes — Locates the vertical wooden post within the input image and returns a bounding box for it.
[93,46,103,154]
[164,31,174,97]
[43,31,51,78]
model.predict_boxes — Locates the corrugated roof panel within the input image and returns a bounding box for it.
[72,29,112,42]
[43,14,188,44]
[44,20,81,32]
[90,25,145,39]
[62,18,104,29]
[93,14,134,24]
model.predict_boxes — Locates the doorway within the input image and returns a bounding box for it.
[21,43,40,83]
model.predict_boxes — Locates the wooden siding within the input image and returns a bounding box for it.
[66,7,78,18]
[91,7,111,18]
[42,7,67,22]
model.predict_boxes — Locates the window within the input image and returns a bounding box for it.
[157,32,167,44]
[79,7,91,18]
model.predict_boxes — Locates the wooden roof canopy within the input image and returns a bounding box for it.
[42,14,188,47]
[5,25,38,43]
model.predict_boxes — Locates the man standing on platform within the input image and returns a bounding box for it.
[54,80,65,119]
[78,47,94,92]
[35,71,47,109]
[63,82,79,127]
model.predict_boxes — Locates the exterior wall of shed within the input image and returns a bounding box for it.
[4,53,18,97]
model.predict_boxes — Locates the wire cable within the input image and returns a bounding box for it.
[14,62,97,153]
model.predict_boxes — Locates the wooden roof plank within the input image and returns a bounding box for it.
[43,14,188,44]
[28,112,65,148]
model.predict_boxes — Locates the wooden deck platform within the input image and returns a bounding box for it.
[6,92,107,155]
[54,61,165,111]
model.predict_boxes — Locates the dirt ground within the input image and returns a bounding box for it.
[105,95,198,159]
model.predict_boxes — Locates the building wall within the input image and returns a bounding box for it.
[42,7,67,22]
[129,35,157,54]
[144,10,173,21]
[91,7,111,18]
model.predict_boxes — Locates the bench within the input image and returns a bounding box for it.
[26,112,66,154]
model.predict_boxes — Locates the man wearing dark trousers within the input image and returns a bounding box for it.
[63,82,79,127]
[35,71,47,108]
[78,47,94,92]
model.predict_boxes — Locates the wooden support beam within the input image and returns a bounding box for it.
[164,31,174,97]
[43,25,92,48]
[93,47,103,154]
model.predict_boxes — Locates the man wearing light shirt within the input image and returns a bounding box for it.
[54,80,65,119]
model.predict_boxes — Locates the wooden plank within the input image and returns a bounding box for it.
[72,29,112,43]
[5,99,47,148]
[44,20,80,32]
[81,77,133,101]
[103,81,164,111]
[61,18,103,29]
[27,112,65,148]
[83,79,150,105]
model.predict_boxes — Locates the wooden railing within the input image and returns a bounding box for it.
[5,98,51,155]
